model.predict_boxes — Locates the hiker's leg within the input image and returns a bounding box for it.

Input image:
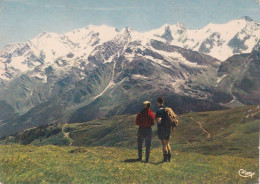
[161,139,168,154]
[166,140,171,153]
[137,128,144,160]
[145,128,152,162]
[161,139,168,162]
[166,140,172,162]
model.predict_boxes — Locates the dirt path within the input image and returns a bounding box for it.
[245,107,260,119]
[190,117,211,139]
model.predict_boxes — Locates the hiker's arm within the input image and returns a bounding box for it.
[135,113,140,125]
[152,119,155,126]
[156,118,162,124]
[155,112,162,124]
[150,111,155,125]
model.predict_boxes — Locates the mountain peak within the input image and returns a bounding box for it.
[36,32,49,38]
[175,22,186,29]
[162,24,170,28]
[241,16,253,21]
[35,32,59,40]
[161,25,173,42]
[119,27,137,36]
[86,24,118,32]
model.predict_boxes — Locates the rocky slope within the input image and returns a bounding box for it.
[0,17,259,136]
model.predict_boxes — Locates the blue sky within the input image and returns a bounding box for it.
[0,0,259,48]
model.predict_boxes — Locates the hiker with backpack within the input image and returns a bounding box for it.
[156,97,178,162]
[135,101,155,162]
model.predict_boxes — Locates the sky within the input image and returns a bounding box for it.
[0,0,259,48]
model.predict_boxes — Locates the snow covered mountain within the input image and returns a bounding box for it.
[148,16,260,60]
[0,25,119,81]
[0,17,259,82]
[0,17,259,136]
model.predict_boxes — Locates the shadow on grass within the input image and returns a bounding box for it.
[149,161,165,165]
[123,159,165,165]
[123,158,141,163]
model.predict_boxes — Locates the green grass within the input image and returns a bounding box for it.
[0,106,259,183]
[175,105,260,157]
[2,105,259,158]
[63,105,260,158]
[0,144,258,184]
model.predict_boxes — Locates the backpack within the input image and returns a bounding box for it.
[163,107,179,128]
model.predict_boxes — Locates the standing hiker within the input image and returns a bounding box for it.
[135,101,155,162]
[156,97,178,162]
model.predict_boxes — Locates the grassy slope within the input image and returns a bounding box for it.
[2,105,259,158]
[0,105,259,183]
[0,145,258,184]
[66,105,259,158]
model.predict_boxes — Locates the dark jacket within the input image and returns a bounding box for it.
[156,105,166,127]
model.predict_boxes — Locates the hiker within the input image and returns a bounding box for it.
[135,101,155,162]
[156,97,178,162]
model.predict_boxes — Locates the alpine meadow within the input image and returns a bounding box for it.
[0,0,259,183]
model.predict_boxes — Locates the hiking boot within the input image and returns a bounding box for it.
[163,154,168,162]
[137,157,142,161]
[168,153,171,162]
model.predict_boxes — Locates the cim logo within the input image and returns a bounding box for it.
[238,169,255,178]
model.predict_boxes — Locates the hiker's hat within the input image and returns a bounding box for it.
[143,101,151,107]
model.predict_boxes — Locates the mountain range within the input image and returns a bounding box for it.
[0,16,259,136]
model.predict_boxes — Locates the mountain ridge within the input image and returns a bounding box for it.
[0,17,259,137]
